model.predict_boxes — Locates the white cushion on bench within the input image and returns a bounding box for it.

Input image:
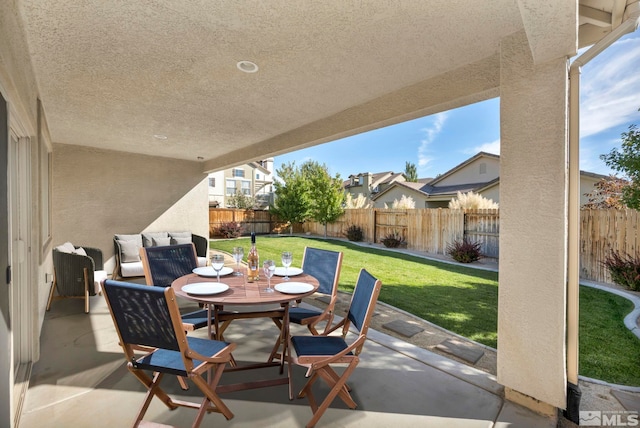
[120,261,145,278]
[121,257,205,277]
[94,270,108,293]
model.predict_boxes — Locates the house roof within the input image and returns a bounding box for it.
[371,180,430,201]
[429,152,499,186]
[371,149,605,202]
[15,2,620,172]
[344,171,401,189]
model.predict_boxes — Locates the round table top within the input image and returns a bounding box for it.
[171,271,319,306]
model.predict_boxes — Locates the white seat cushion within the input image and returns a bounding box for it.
[120,261,145,277]
[93,270,108,294]
[120,252,204,277]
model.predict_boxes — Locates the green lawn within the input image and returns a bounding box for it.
[210,236,640,385]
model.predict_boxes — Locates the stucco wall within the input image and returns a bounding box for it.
[497,30,568,409]
[52,144,209,273]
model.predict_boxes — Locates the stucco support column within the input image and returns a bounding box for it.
[498,30,568,413]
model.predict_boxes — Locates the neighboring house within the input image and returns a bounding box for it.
[208,158,274,209]
[370,152,606,208]
[343,171,406,202]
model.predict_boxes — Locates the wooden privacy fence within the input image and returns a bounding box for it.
[304,208,479,256]
[464,209,500,258]
[211,207,640,284]
[580,209,640,283]
[209,209,287,236]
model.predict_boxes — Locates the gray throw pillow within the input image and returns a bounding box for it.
[115,234,142,247]
[171,236,192,245]
[169,231,191,239]
[119,240,141,263]
[152,237,171,246]
[142,232,168,247]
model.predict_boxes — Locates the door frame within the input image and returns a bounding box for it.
[7,103,35,426]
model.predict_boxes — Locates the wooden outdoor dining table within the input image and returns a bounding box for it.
[171,271,319,398]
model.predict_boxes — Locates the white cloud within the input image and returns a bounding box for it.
[418,112,448,168]
[580,36,640,138]
[463,139,500,156]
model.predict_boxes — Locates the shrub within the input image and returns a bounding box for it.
[216,221,244,238]
[381,231,406,248]
[344,224,364,242]
[447,238,482,263]
[384,195,416,209]
[603,251,640,291]
[344,193,372,209]
[449,191,498,210]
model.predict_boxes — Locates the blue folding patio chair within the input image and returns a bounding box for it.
[140,243,213,331]
[288,247,343,335]
[102,279,236,427]
[289,268,382,428]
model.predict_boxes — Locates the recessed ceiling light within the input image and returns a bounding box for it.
[237,60,259,73]
[153,134,168,140]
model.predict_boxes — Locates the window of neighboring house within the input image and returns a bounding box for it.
[241,181,251,195]
[226,179,236,195]
[358,176,364,185]
[256,173,260,180]
[208,177,215,187]
[372,186,379,193]
[232,168,245,178]
[479,163,487,175]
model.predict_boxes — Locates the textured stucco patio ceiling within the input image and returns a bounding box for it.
[17,1,628,171]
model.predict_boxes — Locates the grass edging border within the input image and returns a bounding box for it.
[579,280,640,341]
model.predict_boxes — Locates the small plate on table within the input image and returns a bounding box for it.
[193,266,234,277]
[182,282,229,296]
[274,282,314,294]
[274,267,303,277]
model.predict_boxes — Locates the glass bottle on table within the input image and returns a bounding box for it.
[247,232,259,282]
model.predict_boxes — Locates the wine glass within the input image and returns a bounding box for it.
[263,260,276,293]
[232,246,244,276]
[281,251,293,281]
[210,254,225,282]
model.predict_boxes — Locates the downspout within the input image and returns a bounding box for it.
[566,1,640,422]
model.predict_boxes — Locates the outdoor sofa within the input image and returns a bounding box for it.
[113,232,208,279]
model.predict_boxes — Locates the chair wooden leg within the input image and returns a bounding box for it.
[177,376,189,390]
[305,362,358,428]
[316,366,357,408]
[130,371,179,426]
[191,364,234,421]
[46,270,57,311]
[298,372,319,400]
[83,268,90,314]
[324,365,352,392]
[128,367,178,411]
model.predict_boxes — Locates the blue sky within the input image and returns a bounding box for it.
[274,33,640,181]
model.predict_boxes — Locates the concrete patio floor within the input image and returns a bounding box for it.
[20,294,557,427]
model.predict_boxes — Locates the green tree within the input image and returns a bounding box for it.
[582,175,628,209]
[227,191,255,209]
[270,162,312,234]
[302,161,344,237]
[601,114,640,209]
[404,161,418,182]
